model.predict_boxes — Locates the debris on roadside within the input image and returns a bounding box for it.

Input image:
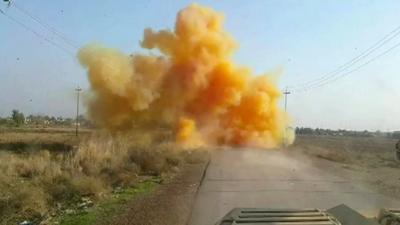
[77,197,94,209]
[19,221,33,225]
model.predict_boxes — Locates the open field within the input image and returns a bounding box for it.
[0,127,209,225]
[291,135,398,165]
[0,132,81,153]
[289,135,400,198]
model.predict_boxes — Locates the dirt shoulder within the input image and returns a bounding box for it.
[106,161,209,225]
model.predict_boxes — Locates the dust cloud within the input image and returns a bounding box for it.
[78,3,294,148]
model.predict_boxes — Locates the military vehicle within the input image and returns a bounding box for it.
[215,205,400,225]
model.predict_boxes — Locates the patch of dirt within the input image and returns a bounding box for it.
[105,161,209,225]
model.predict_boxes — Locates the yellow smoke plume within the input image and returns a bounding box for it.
[78,3,294,148]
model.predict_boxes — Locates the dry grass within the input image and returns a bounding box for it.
[0,129,206,225]
[290,135,400,199]
[291,135,398,167]
[0,131,80,146]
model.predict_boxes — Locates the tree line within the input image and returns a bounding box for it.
[295,127,400,139]
[0,110,92,128]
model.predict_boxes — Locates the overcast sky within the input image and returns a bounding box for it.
[1,0,399,131]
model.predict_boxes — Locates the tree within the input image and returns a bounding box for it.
[11,110,25,126]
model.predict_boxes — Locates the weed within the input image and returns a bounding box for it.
[0,130,199,224]
[57,178,158,225]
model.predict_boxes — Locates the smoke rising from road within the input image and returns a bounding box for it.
[78,3,294,148]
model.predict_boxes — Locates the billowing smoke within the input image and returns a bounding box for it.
[78,4,294,148]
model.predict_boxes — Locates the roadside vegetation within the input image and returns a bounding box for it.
[0,126,207,225]
[57,178,159,225]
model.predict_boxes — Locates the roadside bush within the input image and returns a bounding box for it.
[0,130,203,224]
[43,174,81,202]
[0,180,48,225]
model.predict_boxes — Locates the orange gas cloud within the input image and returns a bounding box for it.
[78,3,294,148]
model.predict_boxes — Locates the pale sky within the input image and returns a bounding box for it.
[1,0,399,131]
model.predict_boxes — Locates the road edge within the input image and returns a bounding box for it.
[185,157,211,225]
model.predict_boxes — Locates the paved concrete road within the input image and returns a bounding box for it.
[189,149,400,225]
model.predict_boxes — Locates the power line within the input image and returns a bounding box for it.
[292,25,400,90]
[296,40,400,92]
[297,28,400,90]
[0,8,74,56]
[290,25,400,92]
[10,0,79,49]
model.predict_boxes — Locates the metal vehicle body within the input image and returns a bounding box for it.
[215,204,400,225]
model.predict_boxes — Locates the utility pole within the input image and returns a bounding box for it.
[283,87,291,112]
[282,87,291,146]
[75,86,82,137]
